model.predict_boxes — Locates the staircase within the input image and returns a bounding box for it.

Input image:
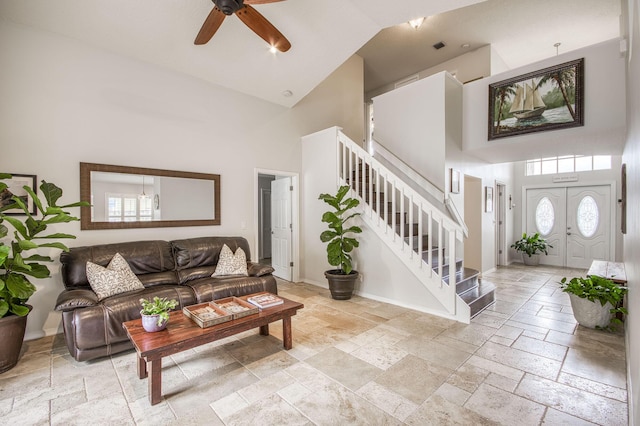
[337,131,495,322]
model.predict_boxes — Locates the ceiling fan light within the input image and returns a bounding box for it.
[408,17,425,30]
[269,45,278,54]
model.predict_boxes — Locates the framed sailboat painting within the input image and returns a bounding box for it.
[488,58,584,140]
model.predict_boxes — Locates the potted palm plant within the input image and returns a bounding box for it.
[139,296,178,332]
[560,275,627,330]
[511,232,552,265]
[318,185,362,300]
[0,174,87,373]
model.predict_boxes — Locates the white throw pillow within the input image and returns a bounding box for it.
[212,244,248,277]
[86,253,145,301]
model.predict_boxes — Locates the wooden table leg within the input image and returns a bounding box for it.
[147,358,162,405]
[137,353,147,379]
[282,316,292,350]
[259,324,269,336]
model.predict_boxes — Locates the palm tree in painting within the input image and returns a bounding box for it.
[537,67,577,119]
[494,84,517,133]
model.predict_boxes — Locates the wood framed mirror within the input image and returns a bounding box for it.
[80,162,220,230]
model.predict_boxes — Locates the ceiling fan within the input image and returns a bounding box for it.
[195,0,291,52]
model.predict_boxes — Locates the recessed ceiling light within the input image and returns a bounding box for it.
[269,45,278,54]
[282,90,293,97]
[408,17,425,30]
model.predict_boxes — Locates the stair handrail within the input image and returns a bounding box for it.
[370,138,445,203]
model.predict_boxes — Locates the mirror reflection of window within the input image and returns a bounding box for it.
[106,194,153,222]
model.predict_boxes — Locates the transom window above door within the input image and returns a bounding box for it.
[525,155,611,176]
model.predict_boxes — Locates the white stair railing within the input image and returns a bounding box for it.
[337,131,469,320]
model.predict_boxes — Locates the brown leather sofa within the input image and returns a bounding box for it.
[55,236,277,362]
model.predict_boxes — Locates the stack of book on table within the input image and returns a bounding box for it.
[247,292,284,309]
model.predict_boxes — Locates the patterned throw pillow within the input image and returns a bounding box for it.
[212,244,248,277]
[86,253,145,301]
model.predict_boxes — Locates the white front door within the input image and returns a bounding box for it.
[525,185,613,268]
[271,177,292,281]
[525,187,566,267]
[566,186,611,269]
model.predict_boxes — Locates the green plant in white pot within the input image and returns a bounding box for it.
[318,185,362,300]
[0,174,88,372]
[139,296,178,332]
[560,275,627,330]
[511,232,552,265]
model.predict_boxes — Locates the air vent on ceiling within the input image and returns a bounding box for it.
[433,41,446,50]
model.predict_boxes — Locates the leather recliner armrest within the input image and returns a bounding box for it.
[247,262,275,277]
[55,289,99,311]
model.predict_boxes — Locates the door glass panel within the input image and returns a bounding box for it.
[535,197,555,236]
[577,195,599,237]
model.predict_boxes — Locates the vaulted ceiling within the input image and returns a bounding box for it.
[0,0,621,107]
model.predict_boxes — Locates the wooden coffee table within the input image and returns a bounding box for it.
[122,294,304,405]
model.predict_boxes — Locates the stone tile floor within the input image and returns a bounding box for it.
[0,264,628,425]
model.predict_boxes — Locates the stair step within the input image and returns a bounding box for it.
[445,267,480,294]
[395,222,419,236]
[405,234,430,250]
[386,212,408,225]
[461,279,496,318]
[432,257,463,278]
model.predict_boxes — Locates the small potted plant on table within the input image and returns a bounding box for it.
[318,185,362,300]
[140,296,178,332]
[560,275,627,330]
[511,232,552,266]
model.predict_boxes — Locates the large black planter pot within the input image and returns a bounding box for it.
[0,305,31,374]
[324,270,359,300]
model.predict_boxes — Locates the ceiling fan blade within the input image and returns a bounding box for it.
[244,0,285,4]
[194,7,226,45]
[236,5,291,52]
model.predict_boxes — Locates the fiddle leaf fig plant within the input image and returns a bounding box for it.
[0,174,88,318]
[140,296,178,326]
[318,185,362,274]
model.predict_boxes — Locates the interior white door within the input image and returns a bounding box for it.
[525,187,566,266]
[566,186,611,269]
[271,177,292,281]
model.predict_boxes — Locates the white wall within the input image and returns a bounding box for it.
[373,72,448,191]
[622,0,640,423]
[463,39,627,164]
[0,21,365,339]
[366,44,501,100]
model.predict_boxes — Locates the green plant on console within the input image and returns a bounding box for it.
[318,185,362,274]
[511,232,552,257]
[0,174,88,318]
[560,275,628,328]
[140,296,178,326]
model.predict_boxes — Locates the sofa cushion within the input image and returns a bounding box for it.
[187,275,278,303]
[212,244,248,276]
[172,236,253,284]
[61,240,178,290]
[86,253,145,301]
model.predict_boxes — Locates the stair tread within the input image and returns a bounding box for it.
[460,280,496,303]
[445,267,480,285]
